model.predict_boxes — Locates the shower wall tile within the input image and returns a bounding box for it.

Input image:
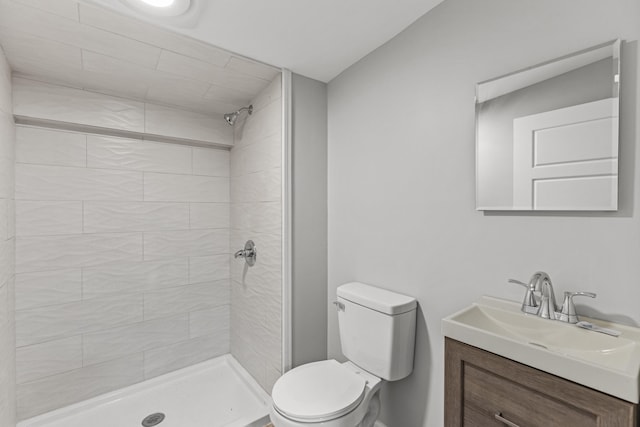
[203,84,255,106]
[225,57,281,85]
[0,157,13,203]
[231,202,282,235]
[144,333,229,379]
[86,135,192,174]
[17,354,144,419]
[1,2,161,70]
[0,114,16,200]
[16,126,86,167]
[189,305,230,339]
[7,200,15,240]
[79,51,154,100]
[145,103,232,145]
[83,201,189,233]
[230,133,281,177]
[233,99,282,150]
[12,78,233,417]
[192,147,230,176]
[82,314,189,366]
[16,294,143,347]
[16,336,82,384]
[144,172,229,202]
[11,0,79,20]
[82,259,188,298]
[189,254,229,284]
[231,285,270,353]
[15,269,82,311]
[12,78,145,132]
[0,199,6,240]
[0,46,15,427]
[15,201,82,236]
[230,168,281,203]
[190,203,229,230]
[231,334,267,392]
[0,54,12,115]
[143,229,228,260]
[77,3,231,66]
[0,239,13,289]
[155,50,268,95]
[0,305,16,427]
[143,280,230,321]
[16,164,143,201]
[230,75,283,393]
[249,75,282,113]
[0,29,83,86]
[15,232,143,273]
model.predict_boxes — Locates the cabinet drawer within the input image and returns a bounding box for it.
[464,364,594,427]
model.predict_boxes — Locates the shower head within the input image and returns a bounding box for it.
[224,105,253,126]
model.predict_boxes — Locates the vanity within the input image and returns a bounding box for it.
[444,338,637,426]
[442,294,640,426]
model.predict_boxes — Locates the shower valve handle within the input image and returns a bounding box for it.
[234,240,257,267]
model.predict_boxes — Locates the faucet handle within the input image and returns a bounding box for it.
[508,278,538,314]
[508,279,529,287]
[558,291,596,323]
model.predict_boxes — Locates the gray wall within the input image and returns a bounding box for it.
[291,73,328,367]
[327,0,640,426]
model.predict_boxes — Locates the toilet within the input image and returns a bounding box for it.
[270,282,417,427]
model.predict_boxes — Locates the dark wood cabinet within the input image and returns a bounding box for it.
[445,338,638,427]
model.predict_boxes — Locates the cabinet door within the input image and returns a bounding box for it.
[445,338,637,427]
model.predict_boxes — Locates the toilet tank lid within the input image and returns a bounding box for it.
[337,282,417,315]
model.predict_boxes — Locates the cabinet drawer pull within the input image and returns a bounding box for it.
[494,412,521,427]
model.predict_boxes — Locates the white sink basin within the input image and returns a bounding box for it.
[442,296,640,403]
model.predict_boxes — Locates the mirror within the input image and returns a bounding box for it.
[476,40,620,211]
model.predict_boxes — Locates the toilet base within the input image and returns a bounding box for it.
[357,391,380,427]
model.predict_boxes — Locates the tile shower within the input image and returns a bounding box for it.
[5,72,283,421]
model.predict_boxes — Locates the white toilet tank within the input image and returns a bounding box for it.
[336,282,417,381]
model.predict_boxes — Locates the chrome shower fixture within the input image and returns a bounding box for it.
[224,105,253,126]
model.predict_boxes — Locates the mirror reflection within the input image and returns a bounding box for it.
[476,40,620,211]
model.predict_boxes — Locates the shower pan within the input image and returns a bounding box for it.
[17,356,271,427]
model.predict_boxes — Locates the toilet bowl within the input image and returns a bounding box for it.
[270,360,382,427]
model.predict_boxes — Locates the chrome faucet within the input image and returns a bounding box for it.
[537,278,557,320]
[508,272,596,323]
[508,271,552,315]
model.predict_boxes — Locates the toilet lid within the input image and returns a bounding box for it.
[272,360,366,422]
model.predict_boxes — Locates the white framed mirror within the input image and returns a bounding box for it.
[476,40,620,211]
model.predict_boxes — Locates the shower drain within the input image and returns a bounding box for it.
[141,413,165,426]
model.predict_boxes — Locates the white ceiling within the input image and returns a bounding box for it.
[84,0,445,82]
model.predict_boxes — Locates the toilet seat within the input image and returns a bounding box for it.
[272,360,367,423]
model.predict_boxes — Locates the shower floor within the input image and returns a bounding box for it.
[17,354,271,427]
